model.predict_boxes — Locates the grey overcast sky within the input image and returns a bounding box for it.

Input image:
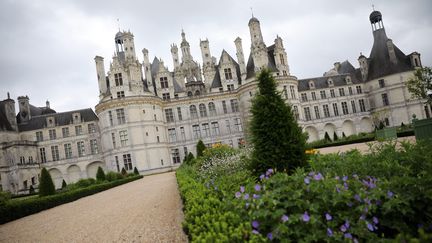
[0,0,431,112]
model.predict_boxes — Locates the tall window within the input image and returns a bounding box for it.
[225,119,231,134]
[75,125,82,135]
[227,84,235,91]
[123,154,132,170]
[88,123,96,133]
[202,123,210,137]
[332,103,339,116]
[289,85,296,99]
[40,148,46,163]
[379,79,385,88]
[341,102,349,115]
[36,131,43,142]
[320,90,326,99]
[172,149,181,164]
[301,93,308,102]
[359,99,366,112]
[382,93,389,106]
[108,111,113,126]
[330,89,335,98]
[162,93,170,100]
[111,132,116,148]
[177,107,183,121]
[64,143,72,159]
[348,87,353,95]
[222,101,228,114]
[224,68,233,80]
[311,92,317,101]
[165,108,174,122]
[339,88,345,96]
[160,77,168,88]
[314,106,320,119]
[279,54,285,65]
[119,130,128,146]
[190,105,198,119]
[230,99,239,112]
[356,85,362,94]
[115,156,120,172]
[192,125,201,139]
[323,104,330,118]
[199,104,207,117]
[49,129,56,140]
[168,128,177,142]
[208,102,217,116]
[283,86,288,99]
[211,122,220,136]
[234,118,243,132]
[116,108,126,124]
[293,106,299,120]
[114,73,123,86]
[351,100,357,113]
[62,127,69,138]
[77,141,85,157]
[304,107,311,121]
[180,127,186,141]
[51,146,59,161]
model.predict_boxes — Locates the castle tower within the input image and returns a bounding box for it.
[200,39,216,83]
[4,93,17,131]
[17,96,31,123]
[180,30,192,63]
[142,48,154,92]
[171,44,180,69]
[94,56,108,99]
[115,31,137,62]
[358,53,369,81]
[234,37,246,80]
[273,35,290,76]
[248,17,268,71]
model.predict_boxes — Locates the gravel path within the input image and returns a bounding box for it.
[0,172,188,243]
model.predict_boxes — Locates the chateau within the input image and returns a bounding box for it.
[0,10,428,193]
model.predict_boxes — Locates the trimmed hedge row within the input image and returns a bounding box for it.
[0,175,143,224]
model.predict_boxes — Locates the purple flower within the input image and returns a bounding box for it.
[373,216,379,225]
[367,222,374,231]
[387,191,394,198]
[336,186,341,193]
[304,177,310,185]
[340,225,347,232]
[360,214,366,220]
[347,202,353,207]
[327,228,333,237]
[308,171,315,176]
[344,233,352,239]
[344,220,350,229]
[252,229,259,234]
[354,238,359,243]
[266,168,274,176]
[354,194,361,202]
[267,233,273,240]
[235,191,241,198]
[254,184,261,191]
[253,194,260,199]
[252,220,260,229]
[342,175,348,182]
[240,186,245,193]
[302,212,310,222]
[243,193,250,200]
[325,213,332,221]
[281,214,289,223]
[245,203,250,208]
[260,174,265,180]
[313,173,323,181]
[343,182,349,190]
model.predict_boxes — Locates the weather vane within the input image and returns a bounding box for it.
[117,18,120,31]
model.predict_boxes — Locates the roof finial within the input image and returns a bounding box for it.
[7,92,10,99]
[372,4,375,11]
[117,18,120,31]
[250,7,254,17]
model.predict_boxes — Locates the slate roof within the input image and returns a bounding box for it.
[245,44,279,79]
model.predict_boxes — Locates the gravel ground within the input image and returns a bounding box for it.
[0,172,188,243]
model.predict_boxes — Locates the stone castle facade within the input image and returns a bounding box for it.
[0,10,429,193]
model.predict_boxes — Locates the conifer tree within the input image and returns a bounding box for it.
[96,166,106,181]
[39,167,55,197]
[250,69,307,176]
[133,167,139,175]
[333,131,339,141]
[61,179,67,189]
[121,167,127,176]
[196,140,206,158]
[324,132,332,142]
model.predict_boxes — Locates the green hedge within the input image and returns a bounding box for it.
[0,175,142,224]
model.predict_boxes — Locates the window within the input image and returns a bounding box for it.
[356,85,362,94]
[224,68,233,80]
[165,109,174,122]
[75,125,82,136]
[168,128,177,142]
[40,148,46,163]
[20,156,25,164]
[183,147,188,159]
[323,105,330,118]
[211,122,220,136]
[330,89,335,98]
[177,107,183,121]
[117,91,125,98]
[190,105,198,119]
[351,100,357,113]
[111,133,116,148]
[311,92,317,101]
[154,114,157,121]
[77,141,85,157]
[379,79,385,88]
[123,154,132,170]
[304,107,311,121]
[180,127,186,141]
[116,108,126,124]
[36,131,43,142]
[51,146,60,161]
[225,119,231,134]
[227,84,235,91]
[359,99,366,112]
[202,123,210,137]
[88,123,96,133]
[230,99,239,112]
[62,127,69,138]
[293,106,299,120]
[301,93,308,102]
[192,125,201,139]
[348,87,353,95]
[64,143,72,159]
[289,86,296,99]
[342,102,349,115]
[171,149,181,164]
[119,130,128,146]
[320,90,326,99]
[157,136,160,143]
[28,156,33,164]
[283,86,288,99]
[49,129,56,140]
[199,104,207,117]
[160,77,169,88]
[162,93,170,100]
[332,103,339,116]
[382,93,389,106]
[115,156,120,172]
[234,118,243,132]
[314,106,320,119]
[208,102,216,116]
[222,101,228,114]
[339,88,345,96]
[108,111,113,126]
[114,73,123,86]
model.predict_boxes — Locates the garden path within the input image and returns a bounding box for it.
[0,172,187,243]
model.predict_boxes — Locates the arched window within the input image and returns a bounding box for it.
[190,105,198,119]
[199,104,207,117]
[208,102,216,116]
[195,90,201,96]
[187,91,193,97]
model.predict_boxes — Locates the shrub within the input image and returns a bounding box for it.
[39,168,55,197]
[61,180,67,189]
[133,167,139,175]
[249,69,307,176]
[105,172,119,182]
[333,131,339,141]
[324,132,331,142]
[0,191,11,205]
[199,146,250,179]
[196,140,206,158]
[184,152,195,165]
[29,185,35,194]
[121,168,127,176]
[96,166,106,181]
[74,178,96,188]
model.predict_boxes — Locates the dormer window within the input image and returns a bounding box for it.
[46,117,55,127]
[72,113,81,124]
[160,77,169,89]
[345,76,352,84]
[224,68,233,80]
[308,80,315,89]
[327,78,334,87]
[114,73,123,86]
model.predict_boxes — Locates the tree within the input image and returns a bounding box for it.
[184,152,195,165]
[121,167,127,176]
[39,167,55,197]
[406,66,432,104]
[196,140,206,158]
[96,166,106,181]
[249,69,307,176]
[61,179,67,189]
[133,167,139,175]
[333,132,339,141]
[324,132,332,142]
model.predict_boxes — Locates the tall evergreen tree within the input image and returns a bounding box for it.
[96,166,106,181]
[39,167,55,196]
[196,140,206,157]
[250,69,307,176]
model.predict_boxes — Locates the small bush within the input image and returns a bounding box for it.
[74,178,96,188]
[196,140,206,158]
[133,167,139,175]
[121,168,127,176]
[96,167,106,181]
[61,180,67,189]
[0,191,11,205]
[106,171,123,182]
[39,168,55,197]
[29,185,35,194]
